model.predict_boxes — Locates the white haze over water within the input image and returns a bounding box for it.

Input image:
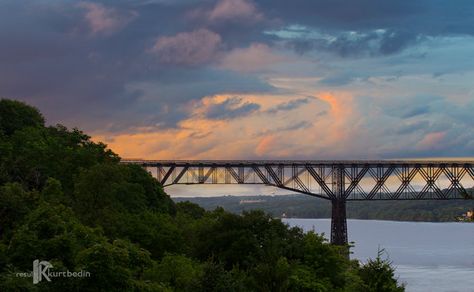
[283,219,474,292]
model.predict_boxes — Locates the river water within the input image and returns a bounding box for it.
[283,218,474,292]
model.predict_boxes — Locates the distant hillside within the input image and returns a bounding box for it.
[173,195,474,222]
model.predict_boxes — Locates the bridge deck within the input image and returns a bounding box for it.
[123,159,474,167]
[123,159,474,201]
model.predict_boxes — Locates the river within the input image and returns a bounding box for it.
[283,219,474,292]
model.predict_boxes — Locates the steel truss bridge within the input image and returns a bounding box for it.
[123,160,474,246]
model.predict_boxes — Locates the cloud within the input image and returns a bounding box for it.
[255,135,276,156]
[266,97,311,113]
[209,0,263,22]
[381,95,441,119]
[254,120,312,137]
[219,43,287,72]
[319,75,356,86]
[416,131,447,151]
[199,96,261,120]
[392,104,431,118]
[257,0,474,38]
[91,87,474,160]
[3,0,474,161]
[395,120,430,135]
[269,26,418,57]
[77,1,137,35]
[90,91,329,159]
[189,0,263,24]
[150,29,222,65]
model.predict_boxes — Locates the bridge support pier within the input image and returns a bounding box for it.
[330,166,348,246]
[330,199,348,245]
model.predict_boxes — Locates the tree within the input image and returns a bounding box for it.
[73,163,175,226]
[145,253,202,291]
[77,239,154,291]
[0,99,44,136]
[6,203,103,270]
[0,183,38,240]
[199,259,247,292]
[358,249,405,292]
[41,178,66,205]
[300,232,349,290]
[176,201,206,219]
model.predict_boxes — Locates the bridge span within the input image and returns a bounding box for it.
[122,159,474,246]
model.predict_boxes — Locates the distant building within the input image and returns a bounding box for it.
[467,210,474,219]
[457,209,474,222]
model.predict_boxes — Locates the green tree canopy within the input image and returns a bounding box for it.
[0,99,44,136]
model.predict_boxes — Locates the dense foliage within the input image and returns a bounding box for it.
[0,99,404,291]
[177,195,474,222]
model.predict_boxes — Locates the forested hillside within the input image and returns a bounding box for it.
[0,99,404,291]
[174,195,474,222]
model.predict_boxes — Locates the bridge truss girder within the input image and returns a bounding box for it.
[148,162,474,201]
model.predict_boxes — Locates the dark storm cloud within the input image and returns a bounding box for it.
[0,1,180,128]
[262,0,474,57]
[0,0,273,132]
[258,0,419,29]
[276,26,419,57]
[258,0,474,36]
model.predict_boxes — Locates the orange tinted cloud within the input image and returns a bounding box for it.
[255,135,275,156]
[93,90,366,160]
[318,92,350,120]
[313,91,361,149]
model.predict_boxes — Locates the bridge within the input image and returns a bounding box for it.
[122,159,474,246]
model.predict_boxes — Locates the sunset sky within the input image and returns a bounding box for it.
[2,0,474,160]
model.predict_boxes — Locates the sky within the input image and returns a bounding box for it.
[2,0,474,161]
